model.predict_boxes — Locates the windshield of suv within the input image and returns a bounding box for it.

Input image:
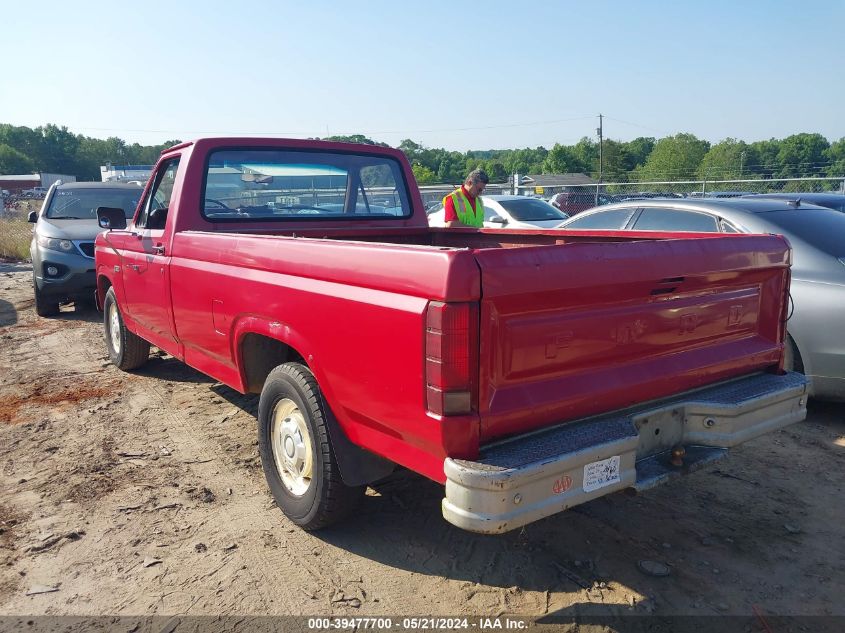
[47,189,141,219]
[496,198,568,221]
[202,149,411,221]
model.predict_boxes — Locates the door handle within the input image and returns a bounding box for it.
[129,264,140,271]
[152,245,165,255]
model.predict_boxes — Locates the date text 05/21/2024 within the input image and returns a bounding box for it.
[307,618,529,630]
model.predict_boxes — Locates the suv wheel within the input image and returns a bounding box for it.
[33,274,59,317]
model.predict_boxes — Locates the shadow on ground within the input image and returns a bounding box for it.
[0,298,17,327]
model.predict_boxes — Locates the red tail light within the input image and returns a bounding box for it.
[425,301,476,416]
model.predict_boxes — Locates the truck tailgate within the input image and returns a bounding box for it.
[475,234,791,442]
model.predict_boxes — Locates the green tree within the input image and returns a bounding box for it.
[485,161,508,183]
[634,133,709,181]
[542,143,585,174]
[776,133,830,178]
[697,138,757,180]
[0,125,42,162]
[748,139,781,177]
[502,147,547,175]
[323,134,388,147]
[621,137,655,171]
[572,137,598,176]
[0,144,34,174]
[412,163,437,184]
[596,139,630,181]
[36,124,81,174]
[824,138,845,177]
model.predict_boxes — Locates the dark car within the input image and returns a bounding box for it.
[744,192,845,213]
[548,191,618,216]
[559,197,845,400]
[29,181,142,315]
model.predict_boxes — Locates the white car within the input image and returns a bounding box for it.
[427,195,569,229]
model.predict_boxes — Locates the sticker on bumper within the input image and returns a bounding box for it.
[583,456,621,493]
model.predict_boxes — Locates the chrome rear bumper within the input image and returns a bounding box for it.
[442,372,808,534]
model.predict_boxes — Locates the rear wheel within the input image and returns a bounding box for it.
[103,287,150,370]
[258,362,364,530]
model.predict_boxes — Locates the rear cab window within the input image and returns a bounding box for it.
[202,149,412,221]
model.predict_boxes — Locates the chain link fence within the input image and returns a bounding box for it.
[0,201,37,261]
[424,176,845,212]
[515,176,845,203]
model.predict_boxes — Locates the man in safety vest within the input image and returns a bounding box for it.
[443,169,489,228]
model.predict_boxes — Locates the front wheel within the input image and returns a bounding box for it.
[258,363,364,530]
[103,287,150,370]
[33,280,59,317]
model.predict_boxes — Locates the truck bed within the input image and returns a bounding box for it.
[170,226,789,453]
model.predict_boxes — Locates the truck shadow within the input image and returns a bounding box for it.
[311,406,845,614]
[56,302,103,324]
[0,263,32,274]
[0,298,17,327]
[180,376,845,615]
[135,354,216,385]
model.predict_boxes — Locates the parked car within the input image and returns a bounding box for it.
[22,186,48,198]
[704,191,757,198]
[29,181,142,316]
[744,192,845,213]
[559,197,845,400]
[427,194,568,228]
[548,191,618,216]
[94,137,805,534]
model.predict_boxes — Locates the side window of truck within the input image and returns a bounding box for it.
[137,158,181,229]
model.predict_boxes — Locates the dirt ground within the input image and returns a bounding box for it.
[0,262,843,624]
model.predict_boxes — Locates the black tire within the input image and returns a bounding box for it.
[258,362,364,530]
[33,284,60,317]
[103,287,150,370]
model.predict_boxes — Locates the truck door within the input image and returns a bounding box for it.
[121,157,181,351]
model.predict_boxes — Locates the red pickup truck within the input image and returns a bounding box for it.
[94,137,807,534]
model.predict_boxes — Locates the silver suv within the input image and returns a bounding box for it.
[29,181,142,315]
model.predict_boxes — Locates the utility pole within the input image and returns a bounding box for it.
[595,113,603,206]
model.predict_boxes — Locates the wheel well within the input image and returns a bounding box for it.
[240,333,306,394]
[97,275,111,297]
[787,334,805,374]
[97,275,112,309]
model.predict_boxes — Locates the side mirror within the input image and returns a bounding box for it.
[489,215,507,225]
[28,211,37,223]
[97,207,127,230]
[148,207,168,230]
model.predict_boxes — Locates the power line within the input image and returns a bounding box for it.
[63,115,598,140]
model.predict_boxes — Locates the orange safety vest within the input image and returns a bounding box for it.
[443,188,484,227]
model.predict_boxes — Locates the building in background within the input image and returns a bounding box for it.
[0,173,77,194]
[511,173,596,196]
[100,164,153,183]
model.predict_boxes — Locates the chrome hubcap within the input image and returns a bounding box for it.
[109,303,121,354]
[271,399,313,496]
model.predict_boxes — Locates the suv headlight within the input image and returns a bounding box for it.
[37,234,75,253]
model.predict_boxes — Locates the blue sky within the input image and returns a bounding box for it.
[1,0,842,150]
